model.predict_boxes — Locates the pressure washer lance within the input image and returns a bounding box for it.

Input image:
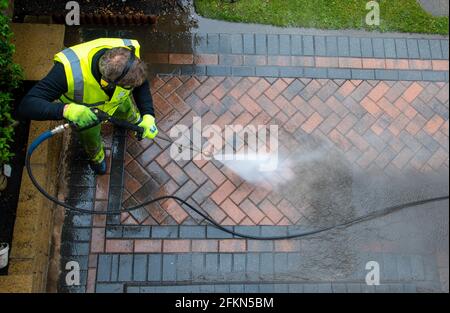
[26,109,449,240]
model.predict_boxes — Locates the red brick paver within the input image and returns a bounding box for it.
[118,76,449,227]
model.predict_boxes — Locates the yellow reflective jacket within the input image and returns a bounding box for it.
[54,38,141,116]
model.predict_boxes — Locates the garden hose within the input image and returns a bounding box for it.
[25,119,449,241]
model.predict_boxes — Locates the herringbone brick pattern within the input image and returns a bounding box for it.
[121,76,449,226]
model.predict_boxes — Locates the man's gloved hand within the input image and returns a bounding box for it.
[63,103,98,128]
[138,114,158,139]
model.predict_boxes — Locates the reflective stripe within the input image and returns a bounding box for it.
[61,48,84,103]
[62,93,105,107]
[123,39,133,47]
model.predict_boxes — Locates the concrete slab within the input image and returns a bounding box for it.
[11,23,65,81]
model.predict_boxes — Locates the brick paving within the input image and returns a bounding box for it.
[58,28,449,293]
[113,77,448,228]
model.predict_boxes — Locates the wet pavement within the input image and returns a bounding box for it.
[56,7,449,293]
[418,0,449,17]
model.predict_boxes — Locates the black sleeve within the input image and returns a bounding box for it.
[18,62,67,121]
[132,79,155,117]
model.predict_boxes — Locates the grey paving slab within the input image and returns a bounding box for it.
[207,65,232,76]
[233,226,261,237]
[219,253,233,273]
[148,254,162,282]
[162,254,177,281]
[260,253,274,278]
[233,254,246,273]
[279,66,303,77]
[422,71,448,82]
[179,225,206,238]
[349,37,362,57]
[66,228,91,242]
[337,36,350,57]
[398,70,423,81]
[430,39,444,59]
[133,255,148,282]
[268,34,280,55]
[151,226,179,238]
[328,68,352,79]
[288,284,304,293]
[384,38,396,58]
[207,33,219,54]
[304,67,328,78]
[280,34,291,55]
[303,35,315,56]
[351,69,375,80]
[441,40,449,59]
[192,254,205,279]
[207,225,233,238]
[372,38,385,58]
[96,283,124,293]
[291,35,303,55]
[314,36,327,56]
[181,65,206,76]
[255,34,267,55]
[97,255,112,282]
[177,254,192,281]
[361,38,374,57]
[331,283,348,293]
[395,39,408,58]
[205,253,219,274]
[244,284,259,293]
[232,66,255,76]
[61,242,89,256]
[407,38,420,59]
[122,226,151,238]
[111,255,119,281]
[243,33,255,54]
[255,66,279,77]
[418,39,432,59]
[326,36,338,57]
[375,69,399,80]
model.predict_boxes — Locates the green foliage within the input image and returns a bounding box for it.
[0,0,7,10]
[0,93,15,164]
[0,0,23,164]
[195,0,449,35]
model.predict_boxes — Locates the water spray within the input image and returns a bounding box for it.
[26,109,449,240]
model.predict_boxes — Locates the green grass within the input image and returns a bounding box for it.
[195,0,449,35]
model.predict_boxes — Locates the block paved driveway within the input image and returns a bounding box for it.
[57,28,449,293]
[64,76,448,294]
[121,77,448,227]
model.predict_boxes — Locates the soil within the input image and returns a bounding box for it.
[0,81,32,275]
[13,0,180,19]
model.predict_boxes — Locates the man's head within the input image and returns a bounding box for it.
[99,47,147,89]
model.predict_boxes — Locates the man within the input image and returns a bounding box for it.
[19,38,158,175]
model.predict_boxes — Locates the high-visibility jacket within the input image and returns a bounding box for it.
[54,38,141,116]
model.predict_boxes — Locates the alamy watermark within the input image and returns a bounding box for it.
[65,261,80,286]
[366,1,380,26]
[65,1,80,25]
[365,261,380,285]
[169,117,279,171]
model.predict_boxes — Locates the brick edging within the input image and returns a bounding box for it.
[152,53,449,71]
[145,53,449,81]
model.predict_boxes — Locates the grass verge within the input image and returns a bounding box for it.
[195,0,449,35]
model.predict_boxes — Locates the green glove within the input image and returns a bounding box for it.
[63,103,98,128]
[138,114,158,139]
